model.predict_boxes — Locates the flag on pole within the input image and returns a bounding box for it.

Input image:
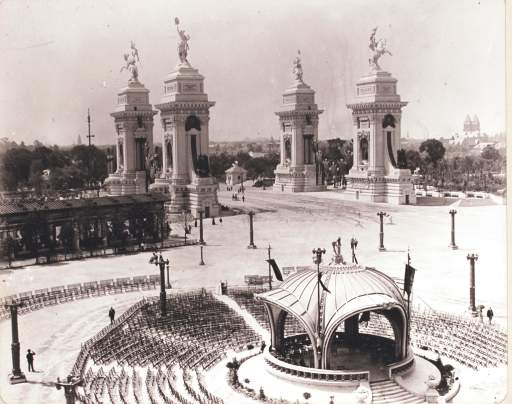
[318,273,331,293]
[404,264,416,295]
[266,259,283,281]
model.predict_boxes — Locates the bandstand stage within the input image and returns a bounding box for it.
[252,264,440,396]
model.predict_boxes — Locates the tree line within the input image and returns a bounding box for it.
[0,140,108,194]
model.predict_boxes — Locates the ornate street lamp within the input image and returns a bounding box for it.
[149,252,169,315]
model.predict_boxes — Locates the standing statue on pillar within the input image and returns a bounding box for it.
[293,50,303,82]
[120,41,140,83]
[368,27,392,71]
[331,237,346,265]
[175,17,190,64]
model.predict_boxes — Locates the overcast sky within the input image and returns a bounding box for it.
[0,0,506,146]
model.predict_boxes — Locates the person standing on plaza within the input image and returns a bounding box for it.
[109,307,116,324]
[487,307,494,324]
[26,349,35,372]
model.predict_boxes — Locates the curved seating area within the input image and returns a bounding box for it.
[0,274,161,321]
[410,308,507,370]
[76,365,223,404]
[73,291,261,403]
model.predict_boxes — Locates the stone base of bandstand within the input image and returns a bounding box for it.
[273,165,326,193]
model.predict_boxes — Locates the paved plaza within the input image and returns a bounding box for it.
[0,187,507,403]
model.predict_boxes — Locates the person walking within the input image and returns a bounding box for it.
[26,349,35,372]
[487,307,494,324]
[109,307,116,324]
[260,340,266,353]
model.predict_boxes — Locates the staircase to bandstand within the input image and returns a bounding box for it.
[370,380,425,404]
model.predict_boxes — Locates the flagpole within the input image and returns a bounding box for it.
[406,249,411,354]
[268,244,272,290]
[312,247,326,369]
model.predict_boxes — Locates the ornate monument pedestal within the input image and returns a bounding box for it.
[152,19,220,218]
[345,30,415,205]
[104,44,157,196]
[273,51,326,193]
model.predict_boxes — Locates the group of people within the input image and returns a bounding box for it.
[231,193,245,202]
[478,306,494,324]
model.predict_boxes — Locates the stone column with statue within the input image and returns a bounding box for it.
[273,50,325,193]
[345,28,415,204]
[104,41,157,196]
[154,17,219,217]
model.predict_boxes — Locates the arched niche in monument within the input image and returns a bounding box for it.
[360,136,369,162]
[382,114,396,128]
[118,142,124,168]
[166,141,173,169]
[185,115,201,131]
[284,137,292,162]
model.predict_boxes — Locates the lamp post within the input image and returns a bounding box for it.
[198,210,205,245]
[449,210,458,249]
[377,212,387,251]
[5,302,26,384]
[150,252,169,316]
[199,245,205,265]
[166,260,171,289]
[467,254,478,316]
[56,374,83,404]
[312,247,326,369]
[247,211,257,249]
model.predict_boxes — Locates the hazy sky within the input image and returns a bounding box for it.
[0,0,506,145]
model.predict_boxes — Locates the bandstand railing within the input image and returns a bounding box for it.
[264,350,369,386]
[387,352,415,378]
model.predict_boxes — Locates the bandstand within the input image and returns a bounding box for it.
[256,264,416,386]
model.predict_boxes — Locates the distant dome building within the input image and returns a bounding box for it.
[256,264,414,384]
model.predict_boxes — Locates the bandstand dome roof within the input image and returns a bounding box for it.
[257,265,406,339]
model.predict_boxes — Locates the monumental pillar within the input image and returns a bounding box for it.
[273,50,325,193]
[6,303,26,384]
[104,41,157,196]
[152,18,220,218]
[346,28,415,205]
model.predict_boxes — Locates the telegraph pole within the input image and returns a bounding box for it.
[86,109,95,189]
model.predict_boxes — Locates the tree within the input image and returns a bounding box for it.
[481,145,500,161]
[405,150,422,173]
[419,139,446,167]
